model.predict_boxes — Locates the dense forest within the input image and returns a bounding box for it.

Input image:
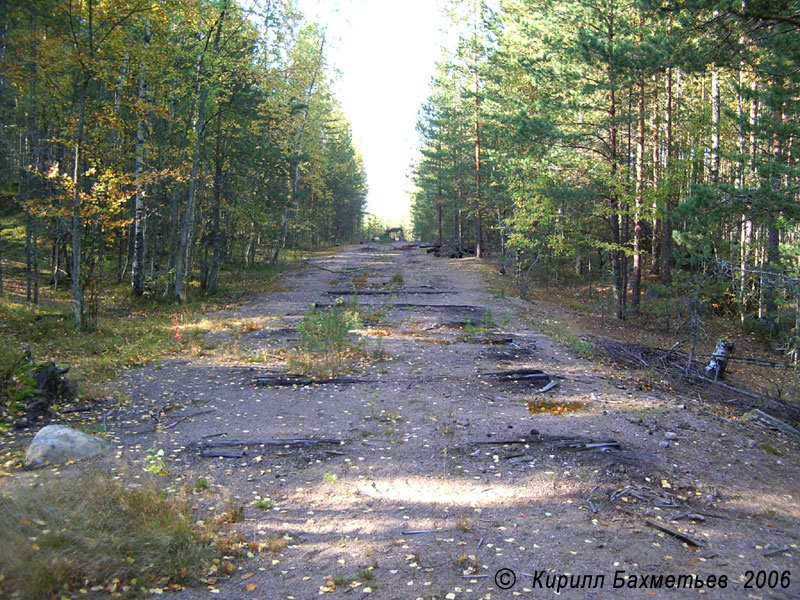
[411,0,800,345]
[0,0,367,329]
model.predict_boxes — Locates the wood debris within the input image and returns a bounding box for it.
[325,289,454,295]
[746,409,800,443]
[479,369,550,384]
[645,519,703,548]
[254,374,371,387]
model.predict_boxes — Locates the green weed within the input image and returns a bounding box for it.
[145,446,170,476]
[253,498,273,510]
[0,349,37,430]
[290,299,364,375]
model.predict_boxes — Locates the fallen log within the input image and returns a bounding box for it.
[254,374,371,387]
[692,374,766,401]
[746,408,800,443]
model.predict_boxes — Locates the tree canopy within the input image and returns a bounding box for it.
[411,0,800,334]
[0,0,367,327]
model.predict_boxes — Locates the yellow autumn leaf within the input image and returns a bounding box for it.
[246,583,257,592]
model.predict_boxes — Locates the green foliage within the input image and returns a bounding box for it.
[0,350,36,429]
[0,260,288,399]
[253,498,273,510]
[298,300,362,357]
[291,299,364,375]
[411,0,800,326]
[145,447,170,476]
[0,0,367,325]
[0,472,221,598]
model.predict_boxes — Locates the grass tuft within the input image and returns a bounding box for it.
[0,472,221,599]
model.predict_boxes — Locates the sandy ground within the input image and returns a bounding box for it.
[14,244,800,599]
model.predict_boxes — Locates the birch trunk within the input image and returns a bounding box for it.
[175,8,226,302]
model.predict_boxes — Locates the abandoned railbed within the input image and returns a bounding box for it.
[78,242,800,600]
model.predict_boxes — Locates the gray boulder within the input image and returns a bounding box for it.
[24,424,110,469]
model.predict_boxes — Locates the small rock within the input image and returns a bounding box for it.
[664,431,678,440]
[747,439,757,448]
[659,440,670,448]
[24,424,111,469]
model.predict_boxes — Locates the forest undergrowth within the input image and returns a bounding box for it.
[481,260,800,419]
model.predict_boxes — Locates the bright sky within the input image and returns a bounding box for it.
[296,0,449,227]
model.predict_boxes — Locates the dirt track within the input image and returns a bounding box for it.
[101,244,799,598]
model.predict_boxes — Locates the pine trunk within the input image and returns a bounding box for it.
[660,67,673,286]
[631,79,645,314]
[474,71,483,258]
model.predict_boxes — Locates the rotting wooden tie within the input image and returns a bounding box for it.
[254,374,371,387]
[479,369,550,384]
[325,289,455,295]
[199,437,343,458]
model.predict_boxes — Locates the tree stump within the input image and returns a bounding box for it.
[704,338,734,381]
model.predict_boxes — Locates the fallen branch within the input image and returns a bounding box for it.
[303,259,338,273]
[60,405,94,414]
[163,409,215,430]
[537,381,559,393]
[645,519,703,547]
[465,437,542,446]
[764,546,792,557]
[401,529,440,535]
